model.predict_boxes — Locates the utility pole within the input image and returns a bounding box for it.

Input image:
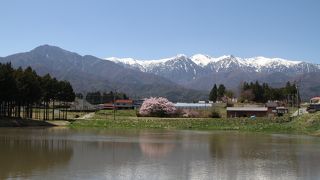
[296,83,300,116]
[113,89,116,121]
[82,91,86,116]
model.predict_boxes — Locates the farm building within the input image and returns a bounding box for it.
[174,102,212,110]
[307,97,320,113]
[114,99,134,109]
[226,107,268,118]
[310,97,320,104]
[102,99,135,110]
[275,107,289,115]
[227,104,289,118]
[265,101,288,116]
[265,101,279,109]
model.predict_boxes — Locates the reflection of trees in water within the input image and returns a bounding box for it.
[139,131,176,158]
[0,137,73,179]
[210,133,301,160]
[99,131,178,179]
[93,141,142,164]
[83,130,177,162]
[208,133,320,179]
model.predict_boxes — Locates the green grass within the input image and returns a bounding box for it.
[289,112,320,134]
[69,117,284,131]
[69,110,320,135]
[93,109,137,119]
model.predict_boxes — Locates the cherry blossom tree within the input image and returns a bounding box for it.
[139,97,176,117]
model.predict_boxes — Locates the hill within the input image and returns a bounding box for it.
[0,45,207,102]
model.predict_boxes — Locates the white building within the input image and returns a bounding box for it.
[174,102,212,110]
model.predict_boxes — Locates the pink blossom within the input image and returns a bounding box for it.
[139,97,176,117]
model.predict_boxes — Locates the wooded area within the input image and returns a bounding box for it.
[240,81,300,105]
[0,63,75,120]
[79,91,128,105]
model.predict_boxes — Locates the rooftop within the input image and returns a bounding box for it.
[265,102,279,107]
[311,97,320,100]
[174,103,212,107]
[115,99,133,103]
[227,107,268,112]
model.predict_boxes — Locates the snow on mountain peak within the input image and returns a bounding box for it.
[190,54,213,66]
[244,56,302,67]
[107,57,140,65]
[106,54,308,72]
[191,54,244,67]
[107,54,186,64]
[105,54,189,69]
[175,54,187,58]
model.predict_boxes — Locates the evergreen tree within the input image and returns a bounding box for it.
[225,90,234,98]
[240,81,298,103]
[209,84,218,102]
[0,63,75,120]
[86,91,129,105]
[217,84,226,100]
[75,93,83,99]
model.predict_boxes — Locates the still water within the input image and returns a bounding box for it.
[0,128,319,180]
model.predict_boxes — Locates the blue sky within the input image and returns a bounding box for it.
[0,0,319,63]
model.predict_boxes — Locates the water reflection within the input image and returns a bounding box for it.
[0,129,73,179]
[0,128,320,179]
[139,131,176,158]
[208,132,320,179]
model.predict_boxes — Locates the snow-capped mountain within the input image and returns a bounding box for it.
[106,54,320,84]
[107,54,204,84]
[2,45,319,100]
[0,45,210,102]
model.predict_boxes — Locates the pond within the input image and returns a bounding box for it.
[0,128,319,179]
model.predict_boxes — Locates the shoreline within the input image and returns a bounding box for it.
[0,118,70,127]
[1,112,319,136]
[68,114,320,136]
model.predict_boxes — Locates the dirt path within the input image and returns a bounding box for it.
[76,112,95,120]
[291,108,308,117]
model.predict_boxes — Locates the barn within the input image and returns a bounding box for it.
[226,107,268,118]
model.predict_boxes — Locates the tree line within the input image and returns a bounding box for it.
[0,63,75,120]
[240,81,300,105]
[77,91,128,105]
[209,84,234,102]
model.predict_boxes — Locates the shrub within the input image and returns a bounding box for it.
[226,102,234,107]
[181,109,200,118]
[139,97,176,117]
[210,109,221,118]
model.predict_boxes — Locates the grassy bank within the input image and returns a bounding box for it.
[2,109,319,135]
[69,110,320,135]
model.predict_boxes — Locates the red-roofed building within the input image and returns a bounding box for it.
[102,103,114,110]
[115,99,134,109]
[102,99,134,110]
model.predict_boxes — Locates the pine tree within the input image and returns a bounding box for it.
[217,84,226,100]
[209,84,218,102]
[0,63,75,120]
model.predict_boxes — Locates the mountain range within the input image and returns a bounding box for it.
[107,54,320,100]
[0,45,207,102]
[1,45,319,101]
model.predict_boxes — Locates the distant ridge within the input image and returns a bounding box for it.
[0,45,208,102]
[107,54,320,100]
[106,54,318,73]
[1,45,319,100]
